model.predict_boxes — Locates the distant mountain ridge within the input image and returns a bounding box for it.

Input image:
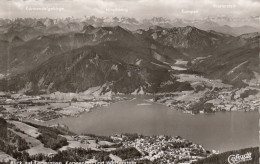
[0,16,259,38]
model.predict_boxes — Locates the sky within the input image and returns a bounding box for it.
[0,0,260,19]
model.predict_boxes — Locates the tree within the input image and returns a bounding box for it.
[0,117,7,139]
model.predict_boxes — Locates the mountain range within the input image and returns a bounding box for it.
[1,16,259,37]
[0,17,259,94]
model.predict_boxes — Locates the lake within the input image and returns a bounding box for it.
[44,95,259,152]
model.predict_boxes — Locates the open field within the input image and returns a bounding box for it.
[8,120,41,138]
[175,74,232,88]
[59,141,91,151]
[10,128,57,156]
[0,151,16,162]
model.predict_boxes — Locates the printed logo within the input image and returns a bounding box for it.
[228,152,252,164]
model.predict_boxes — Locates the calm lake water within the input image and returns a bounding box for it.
[45,95,259,152]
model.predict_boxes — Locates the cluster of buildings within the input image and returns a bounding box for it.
[206,88,260,112]
[115,135,210,163]
[153,86,260,114]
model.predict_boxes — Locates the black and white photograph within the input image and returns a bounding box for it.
[0,0,259,163]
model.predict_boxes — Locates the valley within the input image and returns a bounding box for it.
[1,57,259,123]
[0,16,259,163]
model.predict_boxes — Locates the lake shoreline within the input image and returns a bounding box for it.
[34,95,259,153]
